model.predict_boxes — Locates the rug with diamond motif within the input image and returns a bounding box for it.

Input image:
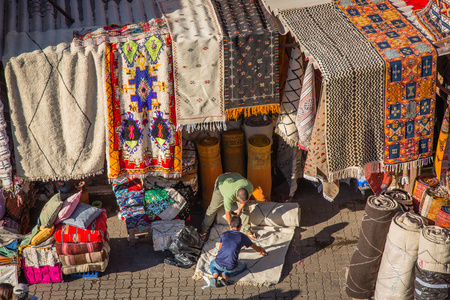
[74,20,182,179]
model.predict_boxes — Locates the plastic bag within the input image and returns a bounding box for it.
[165,226,203,268]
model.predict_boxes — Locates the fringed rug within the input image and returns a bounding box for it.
[75,20,183,179]
[336,0,437,172]
[275,47,305,146]
[4,30,106,181]
[278,4,386,181]
[157,0,226,132]
[212,0,280,120]
[194,202,299,286]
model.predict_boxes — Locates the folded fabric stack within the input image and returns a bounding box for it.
[112,178,151,234]
[54,208,109,275]
[0,227,22,286]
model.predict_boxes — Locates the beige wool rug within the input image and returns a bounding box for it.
[194,202,300,286]
[3,29,106,181]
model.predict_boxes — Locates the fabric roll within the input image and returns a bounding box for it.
[243,115,274,146]
[157,0,226,131]
[222,130,246,177]
[383,189,414,212]
[414,263,450,300]
[196,136,223,210]
[412,174,439,212]
[212,0,280,120]
[216,202,300,227]
[419,187,450,223]
[61,256,109,275]
[346,195,398,299]
[436,206,450,228]
[374,212,425,300]
[417,225,450,274]
[275,47,304,146]
[247,135,272,201]
[59,242,110,266]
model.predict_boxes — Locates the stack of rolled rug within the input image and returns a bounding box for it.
[383,189,414,212]
[414,226,450,299]
[374,212,425,299]
[345,195,398,299]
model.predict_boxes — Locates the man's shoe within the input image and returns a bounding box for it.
[210,278,217,287]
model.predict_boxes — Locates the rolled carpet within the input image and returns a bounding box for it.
[417,225,450,274]
[222,130,246,177]
[345,195,398,299]
[436,206,450,228]
[243,114,274,146]
[196,136,223,210]
[247,135,272,201]
[412,174,439,213]
[419,187,450,223]
[383,189,414,212]
[374,212,425,300]
[414,226,450,299]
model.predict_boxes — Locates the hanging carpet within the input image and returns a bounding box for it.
[3,29,106,181]
[275,47,305,146]
[74,20,182,179]
[336,0,437,172]
[212,0,280,120]
[278,4,386,181]
[157,0,226,131]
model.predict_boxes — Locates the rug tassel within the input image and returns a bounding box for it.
[226,104,280,120]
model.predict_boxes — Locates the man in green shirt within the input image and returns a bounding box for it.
[200,172,256,240]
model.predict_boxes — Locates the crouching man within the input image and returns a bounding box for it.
[209,216,267,287]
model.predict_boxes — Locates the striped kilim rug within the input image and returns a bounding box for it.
[279,3,386,181]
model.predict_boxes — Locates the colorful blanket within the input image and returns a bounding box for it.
[279,4,386,181]
[413,0,450,43]
[157,0,226,131]
[336,0,437,172]
[212,0,280,120]
[121,206,152,233]
[3,29,106,181]
[54,210,107,243]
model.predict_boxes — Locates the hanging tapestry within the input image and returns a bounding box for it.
[278,4,386,181]
[336,0,437,172]
[413,0,450,43]
[275,47,305,146]
[3,29,106,181]
[296,61,316,151]
[212,0,280,120]
[157,0,226,131]
[435,96,450,182]
[75,20,183,179]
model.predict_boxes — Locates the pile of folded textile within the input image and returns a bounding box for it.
[0,225,22,286]
[51,192,109,275]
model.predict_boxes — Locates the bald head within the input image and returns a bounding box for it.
[236,188,249,203]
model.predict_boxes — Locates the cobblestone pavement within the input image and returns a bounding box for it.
[28,179,367,299]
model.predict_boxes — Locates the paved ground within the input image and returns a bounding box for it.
[27,179,368,299]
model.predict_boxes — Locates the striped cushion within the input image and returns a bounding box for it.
[55,210,107,243]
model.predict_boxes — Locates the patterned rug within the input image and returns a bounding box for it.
[212,0,280,120]
[275,47,305,146]
[336,0,437,172]
[157,0,226,132]
[279,3,386,181]
[413,0,450,43]
[296,62,316,151]
[4,29,106,181]
[75,20,183,179]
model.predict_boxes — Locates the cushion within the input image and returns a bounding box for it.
[39,193,63,228]
[55,210,107,243]
[30,226,55,246]
[61,202,102,230]
[54,191,81,225]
